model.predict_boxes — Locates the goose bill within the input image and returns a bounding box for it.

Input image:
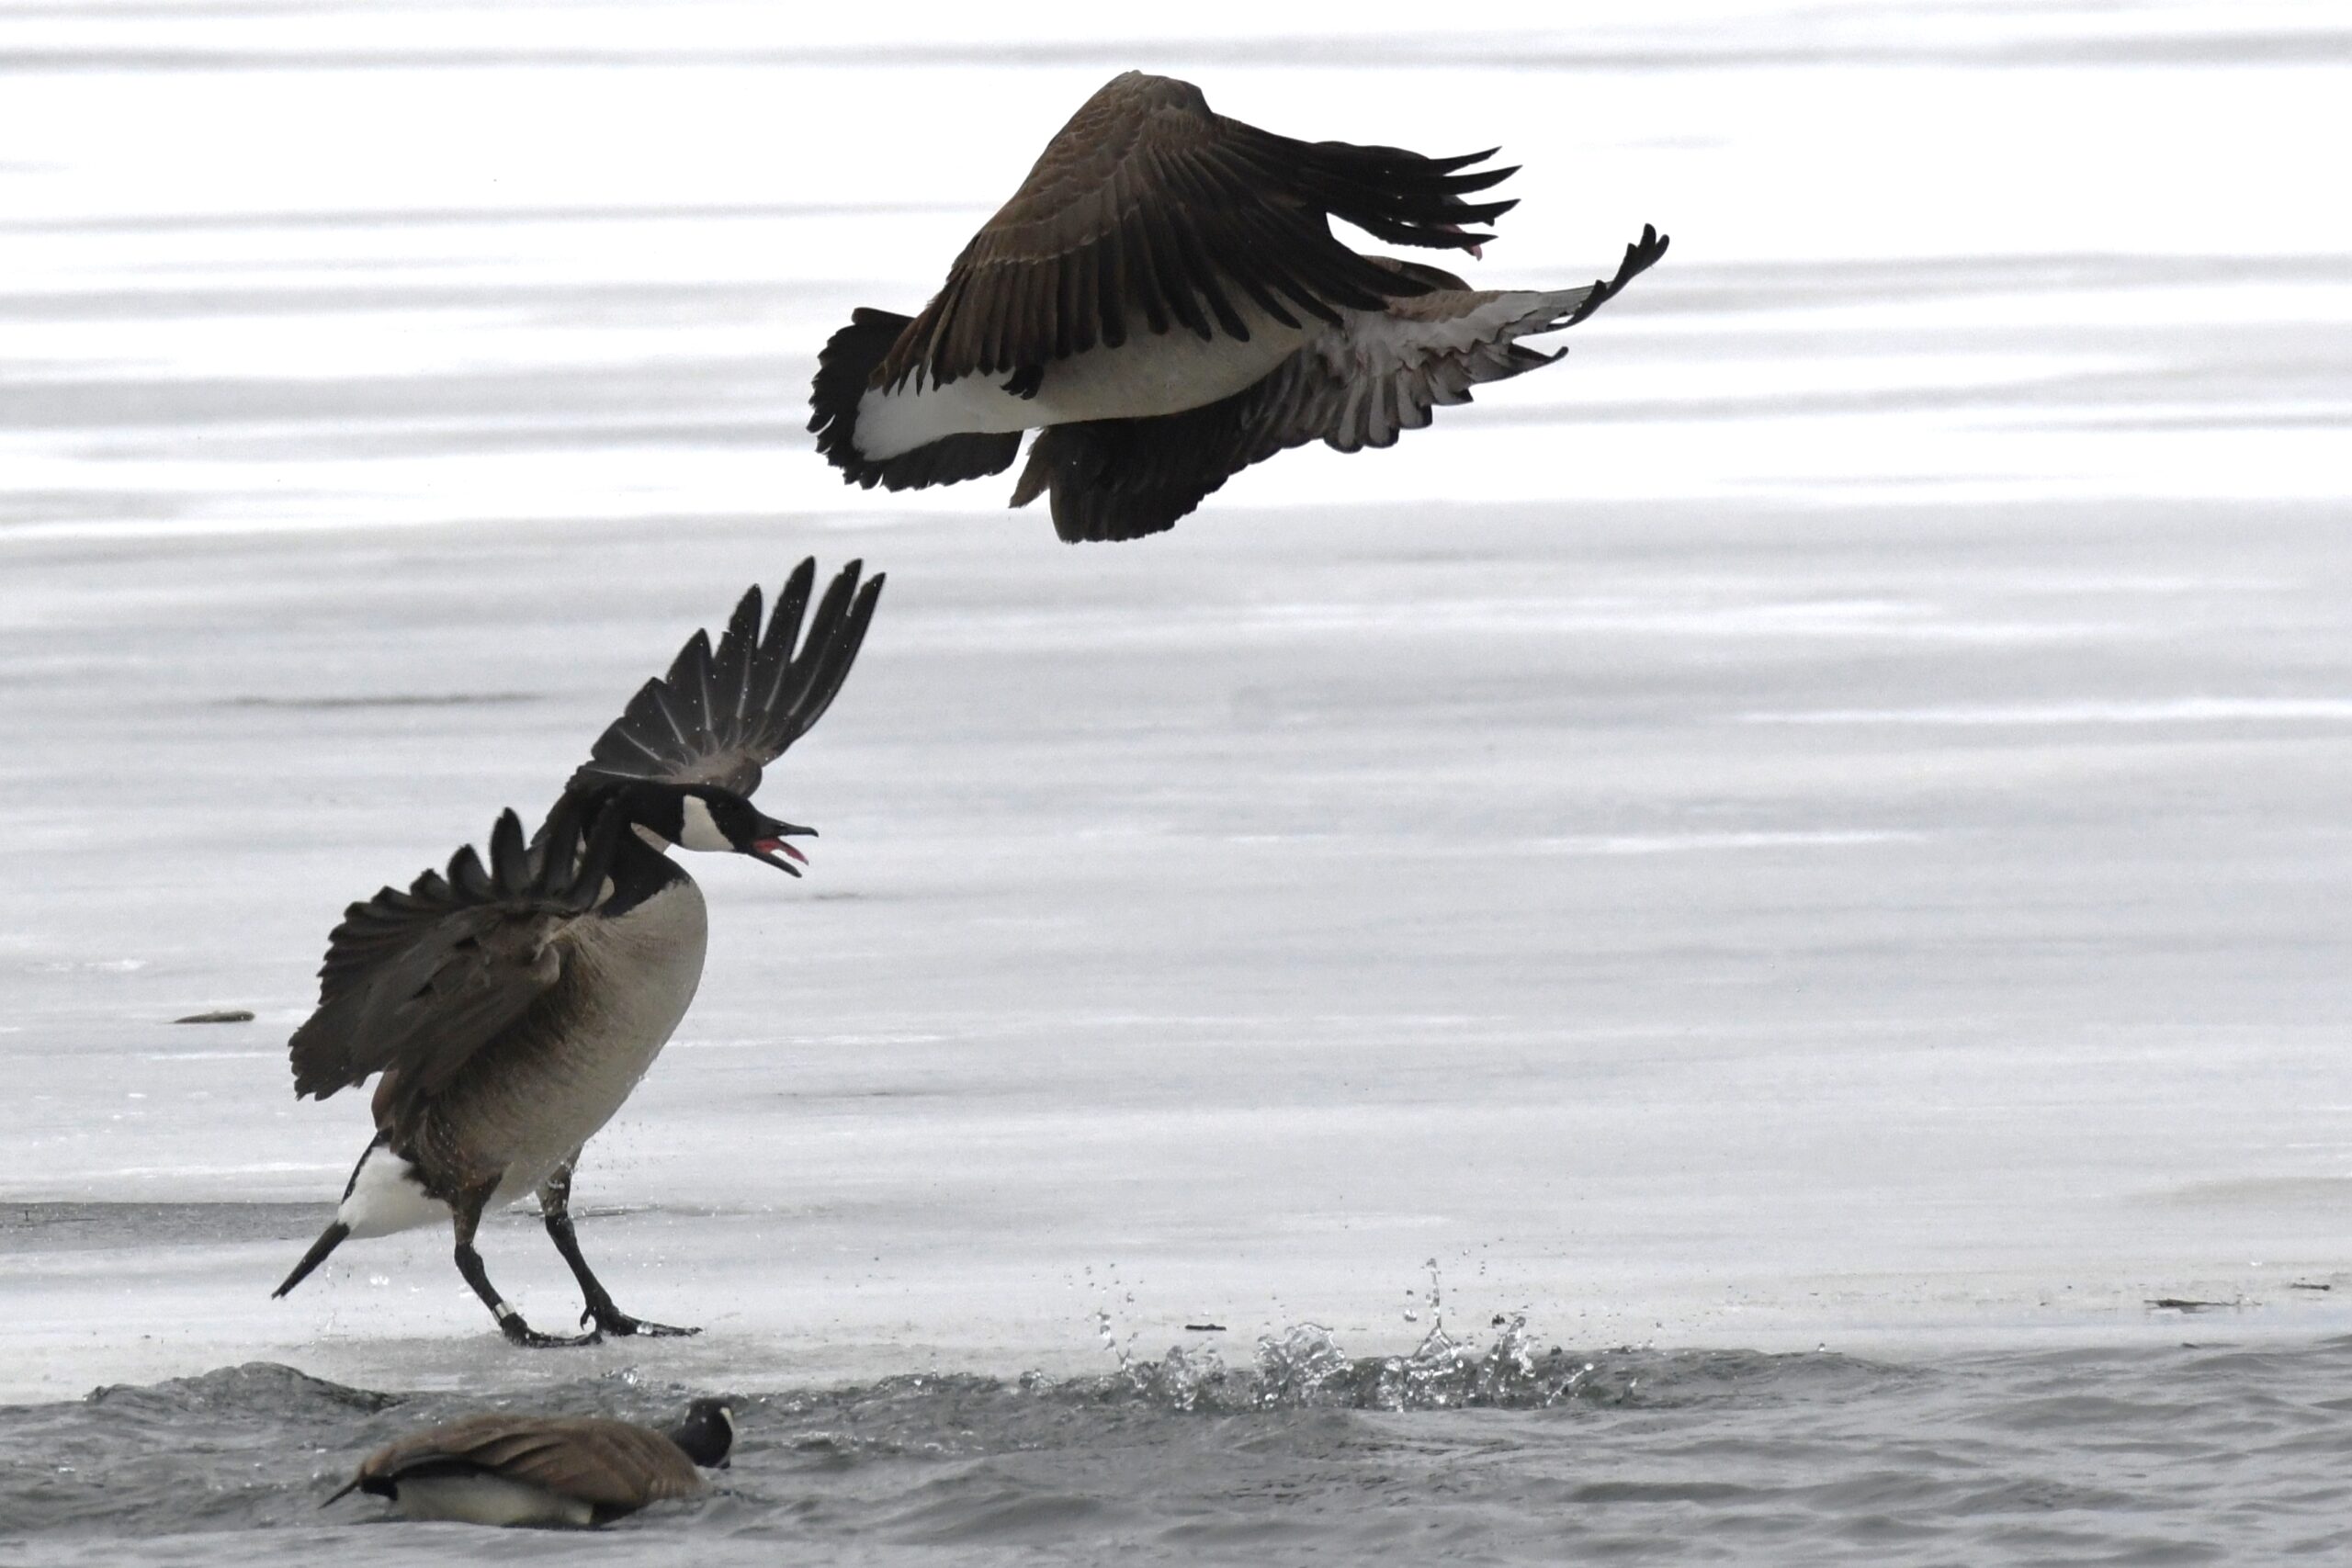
[749,838,808,874]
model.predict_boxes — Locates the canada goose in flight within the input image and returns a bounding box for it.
[274,559,884,1346]
[323,1397,736,1527]
[809,69,1667,542]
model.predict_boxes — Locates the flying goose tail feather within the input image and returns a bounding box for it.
[809,307,1023,490]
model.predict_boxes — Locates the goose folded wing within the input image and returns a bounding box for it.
[560,558,885,804]
[289,810,592,1103]
[469,1419,705,1506]
[1012,227,1668,542]
[874,72,1519,392]
[361,1415,558,1483]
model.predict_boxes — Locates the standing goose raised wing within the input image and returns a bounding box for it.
[564,558,885,803]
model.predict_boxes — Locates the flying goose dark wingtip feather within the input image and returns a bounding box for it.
[1009,220,1667,542]
[1564,223,1669,329]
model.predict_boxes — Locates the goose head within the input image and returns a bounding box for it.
[669,1396,739,1469]
[626,784,815,875]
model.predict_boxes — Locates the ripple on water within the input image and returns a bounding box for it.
[6,1331,2352,1563]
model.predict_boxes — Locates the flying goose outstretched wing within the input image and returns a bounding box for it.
[288,807,608,1122]
[561,558,884,804]
[1010,226,1669,541]
[869,71,1518,394]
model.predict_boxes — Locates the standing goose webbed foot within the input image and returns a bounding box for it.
[453,1235,605,1348]
[582,1304,699,1338]
[503,1315,605,1349]
[449,1184,602,1348]
[540,1159,701,1340]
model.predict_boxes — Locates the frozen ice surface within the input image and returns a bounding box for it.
[4,0,2350,1415]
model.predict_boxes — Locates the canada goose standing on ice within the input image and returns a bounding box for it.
[323,1397,737,1526]
[274,559,884,1345]
[809,70,1668,541]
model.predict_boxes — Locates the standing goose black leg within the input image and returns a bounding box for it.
[539,1157,698,1337]
[451,1182,601,1348]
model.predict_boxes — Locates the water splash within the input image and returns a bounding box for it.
[1075,1314,1632,1413]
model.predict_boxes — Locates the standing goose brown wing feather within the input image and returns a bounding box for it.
[868,72,1517,396]
[288,806,611,1119]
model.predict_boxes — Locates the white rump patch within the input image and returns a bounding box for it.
[335,1145,448,1239]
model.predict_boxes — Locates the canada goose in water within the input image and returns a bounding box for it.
[809,70,1668,542]
[324,1397,736,1527]
[274,558,884,1346]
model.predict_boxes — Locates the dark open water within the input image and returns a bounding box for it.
[5,1325,2349,1565]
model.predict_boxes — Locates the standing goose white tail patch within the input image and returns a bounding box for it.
[336,1145,448,1239]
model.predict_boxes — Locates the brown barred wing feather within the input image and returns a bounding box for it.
[873,72,1518,393]
[288,809,606,1118]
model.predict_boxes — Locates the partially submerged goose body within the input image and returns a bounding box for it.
[275,560,884,1346]
[324,1398,736,1527]
[809,70,1668,541]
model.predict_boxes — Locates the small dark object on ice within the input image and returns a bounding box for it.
[2289,1280,2333,1292]
[175,1009,254,1023]
[1183,1322,1227,1333]
[2146,1297,2240,1313]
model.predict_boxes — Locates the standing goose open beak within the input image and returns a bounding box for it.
[748,820,815,874]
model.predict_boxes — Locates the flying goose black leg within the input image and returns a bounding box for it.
[538,1156,698,1338]
[452,1181,600,1348]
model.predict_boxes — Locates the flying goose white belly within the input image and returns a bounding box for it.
[853,301,1310,460]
